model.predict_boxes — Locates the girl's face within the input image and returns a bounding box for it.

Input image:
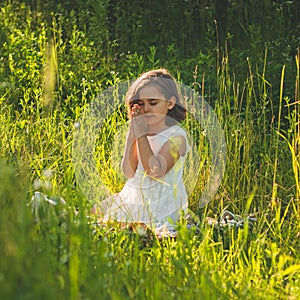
[130,85,175,127]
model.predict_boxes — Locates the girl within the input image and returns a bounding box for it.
[100,69,189,231]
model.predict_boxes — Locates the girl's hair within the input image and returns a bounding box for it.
[125,68,186,125]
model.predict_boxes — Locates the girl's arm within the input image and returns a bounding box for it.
[121,130,138,178]
[129,103,187,178]
[137,134,186,178]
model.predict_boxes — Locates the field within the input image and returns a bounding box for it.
[0,1,299,299]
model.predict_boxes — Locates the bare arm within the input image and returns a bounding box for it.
[137,134,186,178]
[121,130,138,178]
[126,103,187,178]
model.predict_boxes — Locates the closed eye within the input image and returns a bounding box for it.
[149,99,160,105]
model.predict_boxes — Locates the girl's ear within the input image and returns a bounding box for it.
[167,96,176,110]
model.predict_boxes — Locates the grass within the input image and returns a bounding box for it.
[0,2,300,299]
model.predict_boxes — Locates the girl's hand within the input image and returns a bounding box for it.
[130,103,141,118]
[128,104,140,139]
[130,104,148,139]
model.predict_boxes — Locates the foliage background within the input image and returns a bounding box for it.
[0,0,299,299]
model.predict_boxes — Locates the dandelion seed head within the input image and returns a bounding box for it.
[33,178,42,189]
[43,169,53,179]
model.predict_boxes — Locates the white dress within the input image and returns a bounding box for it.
[102,125,189,229]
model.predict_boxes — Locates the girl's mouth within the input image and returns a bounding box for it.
[144,114,153,119]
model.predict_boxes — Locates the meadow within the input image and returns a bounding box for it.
[0,1,299,299]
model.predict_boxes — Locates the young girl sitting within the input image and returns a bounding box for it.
[99,69,189,232]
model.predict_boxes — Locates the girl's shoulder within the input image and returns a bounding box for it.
[165,125,189,155]
[165,125,187,138]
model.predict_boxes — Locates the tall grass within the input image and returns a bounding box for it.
[0,3,299,299]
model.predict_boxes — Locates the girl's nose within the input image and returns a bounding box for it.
[143,102,150,113]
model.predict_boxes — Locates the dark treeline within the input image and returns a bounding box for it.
[26,0,299,57]
[1,0,299,106]
[22,0,299,97]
